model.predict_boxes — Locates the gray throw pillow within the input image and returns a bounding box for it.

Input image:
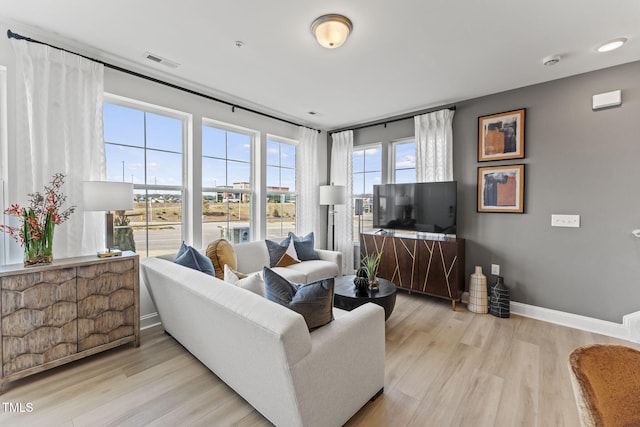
[265,236,294,267]
[174,242,215,276]
[288,232,319,261]
[263,267,334,330]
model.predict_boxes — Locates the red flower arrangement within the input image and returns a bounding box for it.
[1,173,75,266]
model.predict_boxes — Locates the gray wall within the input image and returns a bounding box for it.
[349,61,640,323]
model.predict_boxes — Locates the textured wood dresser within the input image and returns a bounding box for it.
[0,251,139,389]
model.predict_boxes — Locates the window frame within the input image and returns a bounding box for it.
[201,118,258,243]
[104,93,189,257]
[265,134,299,240]
[352,143,382,242]
[391,138,417,184]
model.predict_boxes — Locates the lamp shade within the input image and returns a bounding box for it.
[83,181,134,211]
[319,184,346,205]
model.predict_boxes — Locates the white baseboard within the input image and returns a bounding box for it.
[511,301,640,343]
[140,312,161,330]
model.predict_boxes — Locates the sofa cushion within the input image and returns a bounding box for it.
[224,264,265,297]
[289,232,319,261]
[263,267,334,330]
[265,237,300,268]
[284,260,340,284]
[174,243,215,276]
[267,267,307,284]
[206,239,237,279]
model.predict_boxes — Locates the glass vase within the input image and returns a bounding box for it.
[23,212,54,267]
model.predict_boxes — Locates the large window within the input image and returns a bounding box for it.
[202,122,253,244]
[266,137,297,240]
[352,145,381,240]
[104,99,185,257]
[394,140,416,183]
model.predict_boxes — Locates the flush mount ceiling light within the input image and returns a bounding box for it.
[597,37,628,53]
[311,14,353,48]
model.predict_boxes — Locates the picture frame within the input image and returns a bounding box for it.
[477,164,525,213]
[478,108,525,162]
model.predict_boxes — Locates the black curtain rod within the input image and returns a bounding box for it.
[7,30,321,133]
[329,105,456,135]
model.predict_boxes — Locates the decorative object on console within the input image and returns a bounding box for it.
[489,276,510,318]
[468,266,488,314]
[83,181,133,257]
[477,164,525,213]
[1,173,76,267]
[319,183,346,251]
[478,108,525,162]
[263,267,335,330]
[361,252,382,290]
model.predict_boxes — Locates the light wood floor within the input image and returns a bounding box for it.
[2,292,637,426]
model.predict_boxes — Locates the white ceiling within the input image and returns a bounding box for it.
[1,0,639,130]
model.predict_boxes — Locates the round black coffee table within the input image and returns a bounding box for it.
[333,275,397,321]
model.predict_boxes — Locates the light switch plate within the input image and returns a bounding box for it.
[491,264,500,275]
[551,214,580,228]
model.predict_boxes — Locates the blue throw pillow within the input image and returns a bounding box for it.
[289,232,318,261]
[174,243,215,276]
[263,267,334,330]
[176,241,189,258]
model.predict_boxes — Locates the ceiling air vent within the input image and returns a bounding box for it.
[144,52,179,69]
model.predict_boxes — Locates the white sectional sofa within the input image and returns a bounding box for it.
[233,240,342,284]
[140,253,385,427]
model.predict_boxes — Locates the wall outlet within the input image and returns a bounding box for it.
[551,214,580,228]
[491,264,500,276]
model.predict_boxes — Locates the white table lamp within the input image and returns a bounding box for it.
[84,181,134,256]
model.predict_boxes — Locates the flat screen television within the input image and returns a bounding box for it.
[373,181,457,234]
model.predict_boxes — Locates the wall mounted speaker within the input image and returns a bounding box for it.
[355,198,364,215]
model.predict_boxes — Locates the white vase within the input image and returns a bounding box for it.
[467,266,488,314]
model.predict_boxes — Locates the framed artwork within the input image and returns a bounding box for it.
[478,108,525,162]
[478,164,525,213]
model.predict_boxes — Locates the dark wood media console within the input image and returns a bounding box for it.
[360,232,465,310]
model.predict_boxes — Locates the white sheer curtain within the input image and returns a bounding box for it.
[330,130,353,274]
[296,126,320,238]
[10,39,105,260]
[415,109,455,182]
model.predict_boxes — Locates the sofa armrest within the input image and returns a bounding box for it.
[315,249,342,276]
[290,303,385,426]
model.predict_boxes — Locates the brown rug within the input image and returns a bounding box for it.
[569,344,640,427]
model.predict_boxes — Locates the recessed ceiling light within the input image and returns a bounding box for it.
[597,38,628,53]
